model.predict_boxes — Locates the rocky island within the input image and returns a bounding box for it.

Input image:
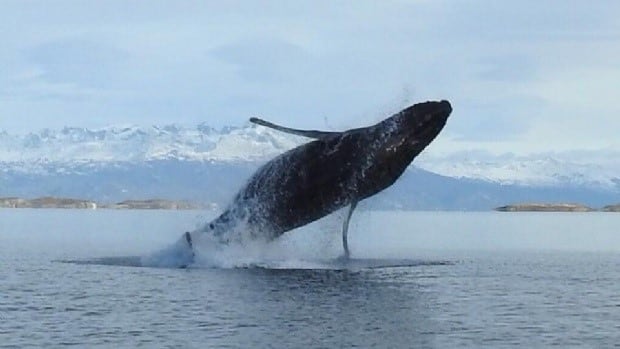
[602,204,620,212]
[495,203,595,212]
[2,196,618,212]
[102,199,204,210]
[0,197,97,209]
[0,197,209,210]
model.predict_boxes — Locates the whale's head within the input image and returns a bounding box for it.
[401,99,451,146]
[375,100,452,158]
[352,100,451,198]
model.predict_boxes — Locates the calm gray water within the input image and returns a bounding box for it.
[1,209,620,348]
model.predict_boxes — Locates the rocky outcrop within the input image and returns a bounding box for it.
[104,199,203,210]
[602,204,620,212]
[0,197,27,208]
[0,196,211,210]
[0,196,97,209]
[495,203,594,212]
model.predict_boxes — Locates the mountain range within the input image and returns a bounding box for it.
[1,123,619,210]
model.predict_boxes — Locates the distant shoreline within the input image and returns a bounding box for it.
[0,197,215,210]
[495,203,620,212]
[1,196,619,212]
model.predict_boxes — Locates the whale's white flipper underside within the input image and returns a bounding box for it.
[341,200,358,259]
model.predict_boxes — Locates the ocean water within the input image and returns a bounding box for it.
[1,209,620,348]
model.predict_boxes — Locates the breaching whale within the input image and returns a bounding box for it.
[175,100,452,266]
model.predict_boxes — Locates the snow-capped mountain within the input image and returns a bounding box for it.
[0,123,619,210]
[417,150,620,191]
[0,123,301,164]
[1,123,618,192]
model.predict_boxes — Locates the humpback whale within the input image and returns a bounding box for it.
[177,100,452,265]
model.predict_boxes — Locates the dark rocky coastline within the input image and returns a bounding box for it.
[2,196,618,212]
[101,199,205,210]
[602,204,620,212]
[0,197,210,210]
[0,197,97,209]
[495,203,595,212]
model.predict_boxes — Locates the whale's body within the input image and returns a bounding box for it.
[178,100,452,265]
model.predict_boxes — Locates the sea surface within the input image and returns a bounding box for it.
[1,209,620,348]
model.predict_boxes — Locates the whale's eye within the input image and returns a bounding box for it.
[209,223,214,229]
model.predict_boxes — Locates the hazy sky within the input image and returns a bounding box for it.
[1,1,619,154]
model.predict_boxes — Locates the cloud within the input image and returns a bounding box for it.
[475,55,538,83]
[445,95,547,142]
[438,1,620,43]
[25,39,131,89]
[0,1,619,153]
[210,38,312,83]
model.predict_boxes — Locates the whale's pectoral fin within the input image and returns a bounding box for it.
[178,231,195,268]
[342,200,358,259]
[250,117,340,140]
[184,231,194,253]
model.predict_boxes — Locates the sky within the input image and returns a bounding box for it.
[1,0,619,155]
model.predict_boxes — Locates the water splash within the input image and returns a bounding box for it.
[139,209,342,269]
